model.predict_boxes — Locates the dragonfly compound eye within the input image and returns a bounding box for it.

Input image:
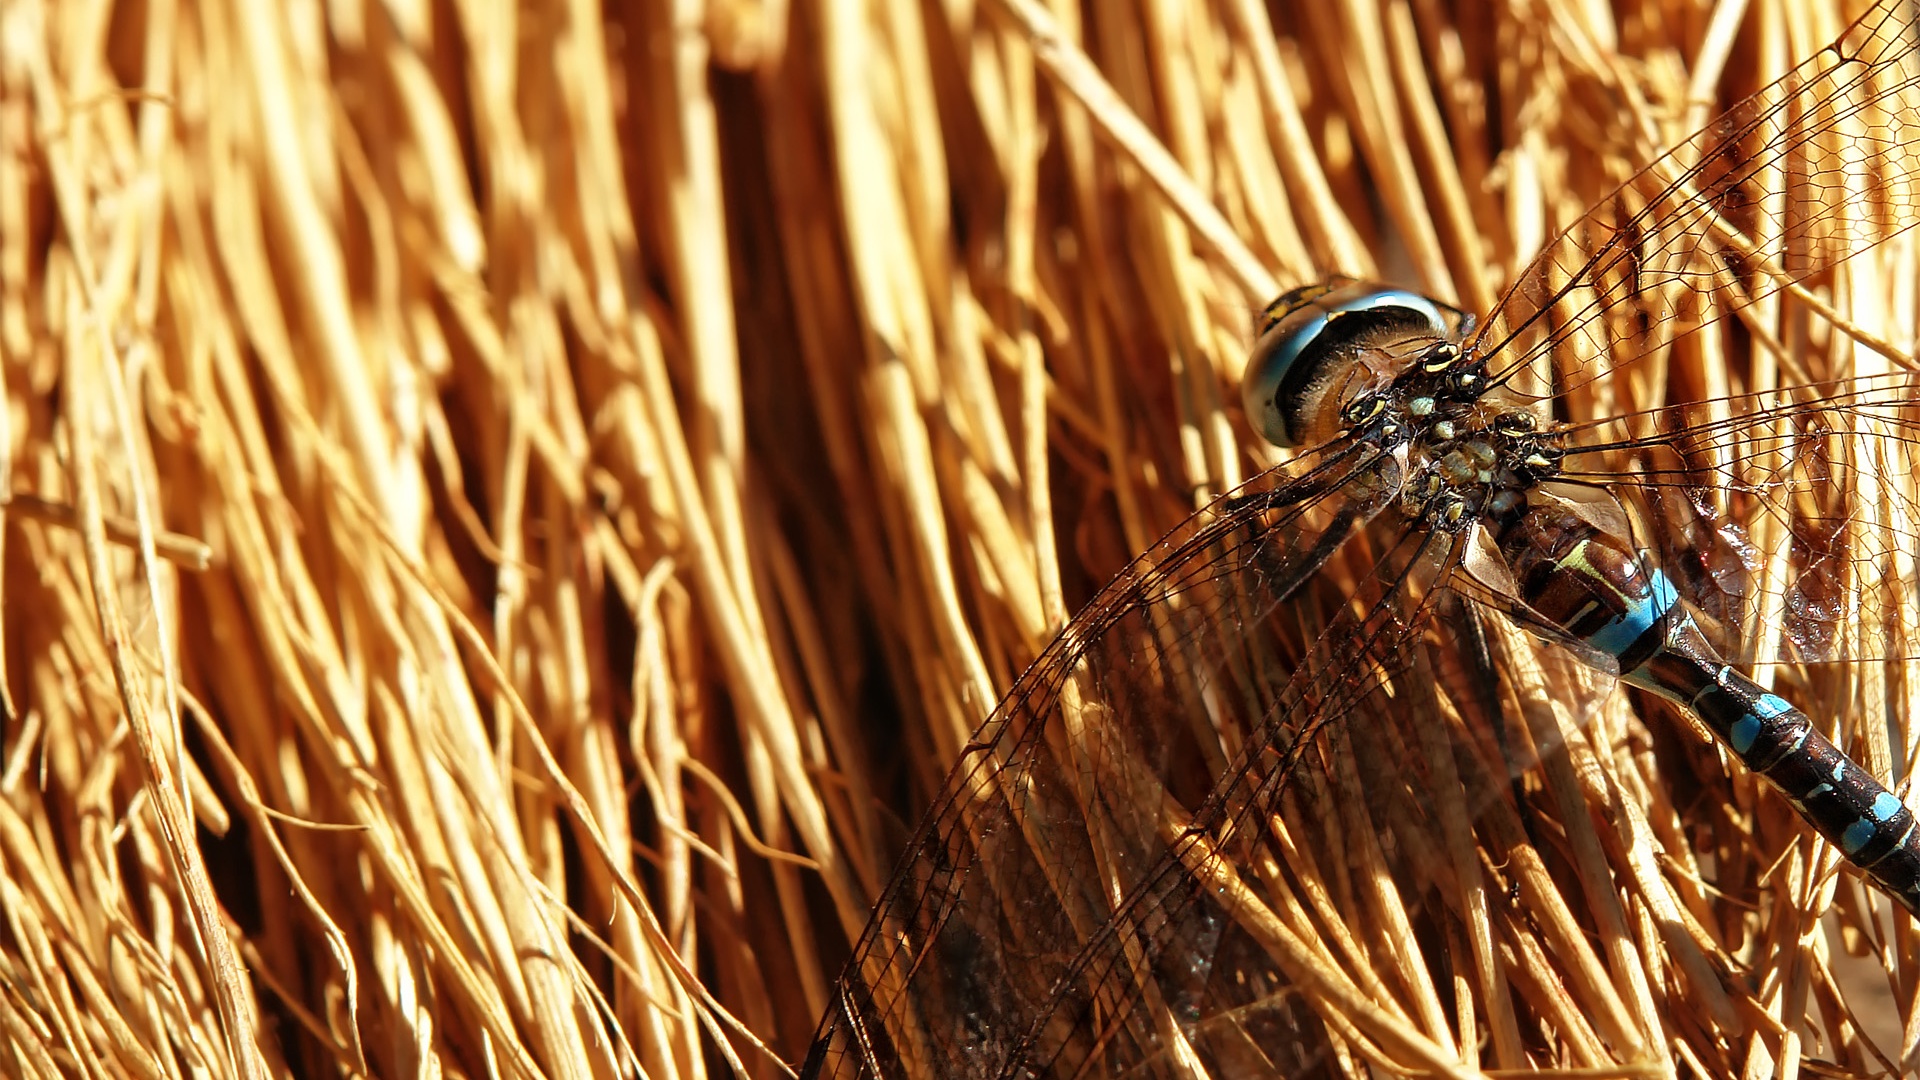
[1242,280,1467,448]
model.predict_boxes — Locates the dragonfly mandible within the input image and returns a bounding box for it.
[806,1,1920,1076]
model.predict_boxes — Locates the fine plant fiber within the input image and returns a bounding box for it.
[2,0,1915,1078]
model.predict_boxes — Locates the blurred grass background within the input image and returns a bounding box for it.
[1,0,1911,1077]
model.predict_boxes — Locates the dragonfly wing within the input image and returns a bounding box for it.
[802,445,1505,1079]
[1472,0,1920,403]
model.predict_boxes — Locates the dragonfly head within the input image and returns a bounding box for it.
[1243,278,1472,449]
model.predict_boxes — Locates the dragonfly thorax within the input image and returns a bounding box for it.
[1392,395,1566,532]
[1243,278,1559,531]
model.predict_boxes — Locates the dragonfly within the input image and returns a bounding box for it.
[804,2,1920,1076]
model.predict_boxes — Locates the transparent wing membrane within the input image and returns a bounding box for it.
[808,489,1495,1077]
[1478,1,1920,399]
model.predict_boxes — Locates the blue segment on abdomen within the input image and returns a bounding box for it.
[1845,818,1877,854]
[1584,567,1680,657]
[1732,694,1793,754]
[1847,790,1912,854]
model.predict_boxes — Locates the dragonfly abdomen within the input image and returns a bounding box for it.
[1498,501,1920,915]
[1631,643,1920,915]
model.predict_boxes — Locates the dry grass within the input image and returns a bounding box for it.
[3,0,1918,1077]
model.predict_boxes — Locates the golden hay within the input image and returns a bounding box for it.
[3,0,1915,1077]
